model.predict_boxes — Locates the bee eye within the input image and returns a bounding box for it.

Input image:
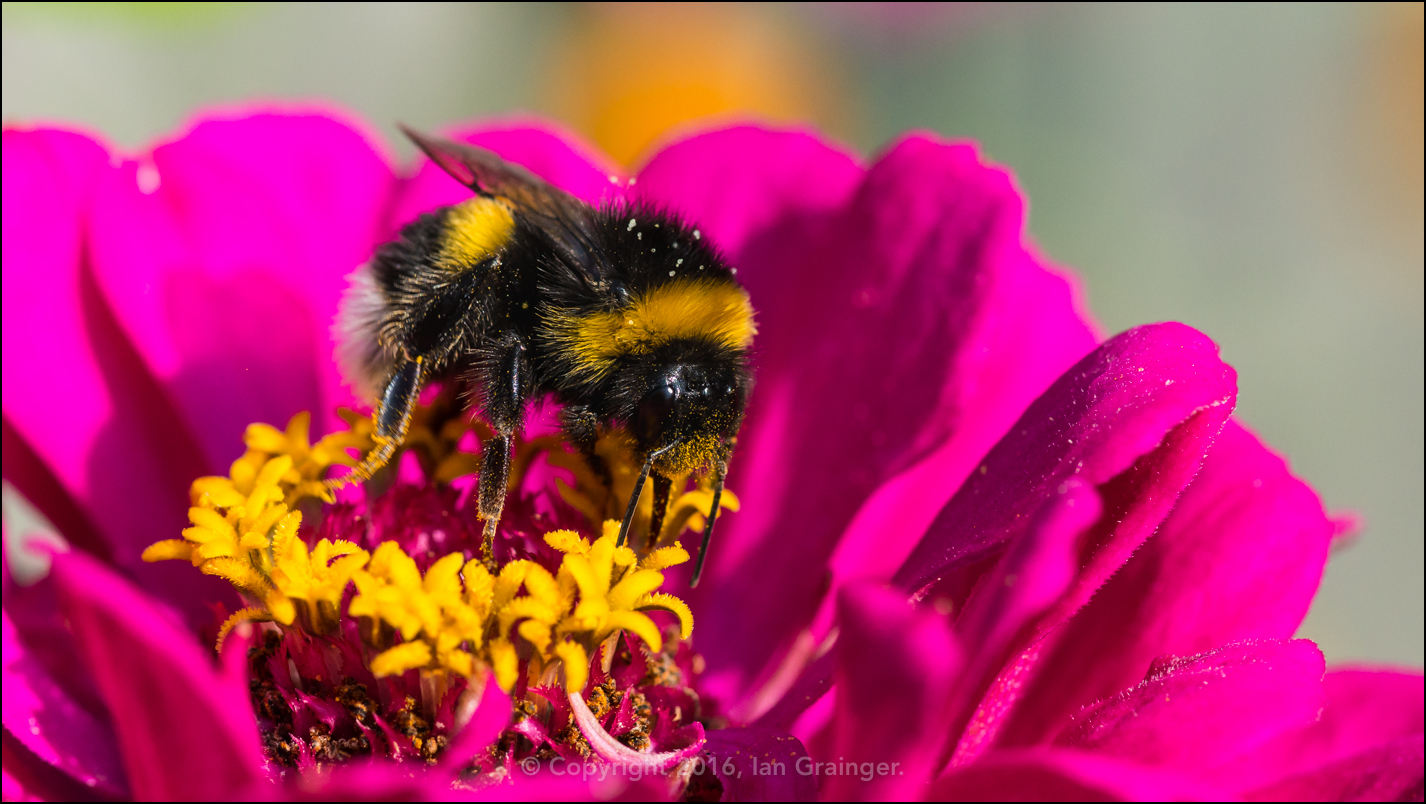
[636,379,678,445]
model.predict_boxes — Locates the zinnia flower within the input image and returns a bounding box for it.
[3,110,1421,801]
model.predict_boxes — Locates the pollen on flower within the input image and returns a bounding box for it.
[141,401,718,775]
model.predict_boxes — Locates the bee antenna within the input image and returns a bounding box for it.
[690,460,727,588]
[616,442,676,549]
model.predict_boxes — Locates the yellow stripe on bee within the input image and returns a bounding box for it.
[438,196,515,271]
[545,278,756,381]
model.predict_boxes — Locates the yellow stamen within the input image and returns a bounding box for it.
[555,641,589,694]
[144,406,708,698]
[371,641,434,677]
[215,606,271,654]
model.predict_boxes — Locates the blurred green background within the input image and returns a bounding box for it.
[4,2,1421,666]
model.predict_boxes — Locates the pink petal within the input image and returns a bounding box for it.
[388,120,624,236]
[1,420,110,566]
[928,747,1232,801]
[1246,734,1424,803]
[699,726,818,802]
[895,322,1237,599]
[2,531,108,726]
[1,610,126,797]
[946,480,1102,766]
[634,125,862,257]
[639,130,1095,718]
[50,549,267,800]
[2,127,232,626]
[996,419,1336,747]
[757,480,1101,741]
[1056,639,1327,774]
[2,730,105,803]
[2,128,111,503]
[1216,668,1424,794]
[440,674,512,772]
[86,110,396,462]
[894,323,1237,760]
[825,583,961,801]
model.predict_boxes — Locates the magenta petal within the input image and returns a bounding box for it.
[2,729,106,803]
[2,128,111,504]
[50,549,267,800]
[928,747,1232,801]
[700,726,818,802]
[1057,639,1326,774]
[1,610,126,797]
[826,583,961,801]
[86,111,396,460]
[635,125,862,257]
[440,677,512,771]
[946,480,1101,766]
[2,127,230,625]
[642,131,1095,717]
[1214,668,1425,793]
[999,420,1336,746]
[1246,734,1424,803]
[953,478,1100,664]
[896,322,1237,599]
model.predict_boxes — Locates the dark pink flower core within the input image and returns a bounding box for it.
[142,394,717,786]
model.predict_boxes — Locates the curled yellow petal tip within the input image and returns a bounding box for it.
[371,641,434,677]
[142,539,194,563]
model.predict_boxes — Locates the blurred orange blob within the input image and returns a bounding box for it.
[542,3,841,167]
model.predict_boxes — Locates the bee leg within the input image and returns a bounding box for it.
[477,436,511,561]
[616,442,677,549]
[326,358,424,492]
[646,471,672,551]
[616,456,655,549]
[560,404,615,513]
[690,460,727,588]
[476,334,531,562]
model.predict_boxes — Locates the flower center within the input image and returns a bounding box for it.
[143,401,730,777]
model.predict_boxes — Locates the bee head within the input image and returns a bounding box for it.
[633,360,748,475]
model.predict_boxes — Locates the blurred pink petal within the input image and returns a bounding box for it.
[1057,639,1326,772]
[50,549,267,800]
[826,582,961,801]
[1246,735,1424,802]
[700,726,818,802]
[1,610,125,796]
[928,747,1232,801]
[635,125,862,256]
[1219,668,1425,795]
[439,676,512,772]
[998,419,1338,746]
[1,128,233,627]
[86,111,395,460]
[2,730,106,803]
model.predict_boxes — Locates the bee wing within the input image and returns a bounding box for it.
[401,125,603,282]
[400,125,568,207]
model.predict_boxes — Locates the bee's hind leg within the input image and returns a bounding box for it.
[476,333,532,563]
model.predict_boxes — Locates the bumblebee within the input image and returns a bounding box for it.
[333,127,754,585]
